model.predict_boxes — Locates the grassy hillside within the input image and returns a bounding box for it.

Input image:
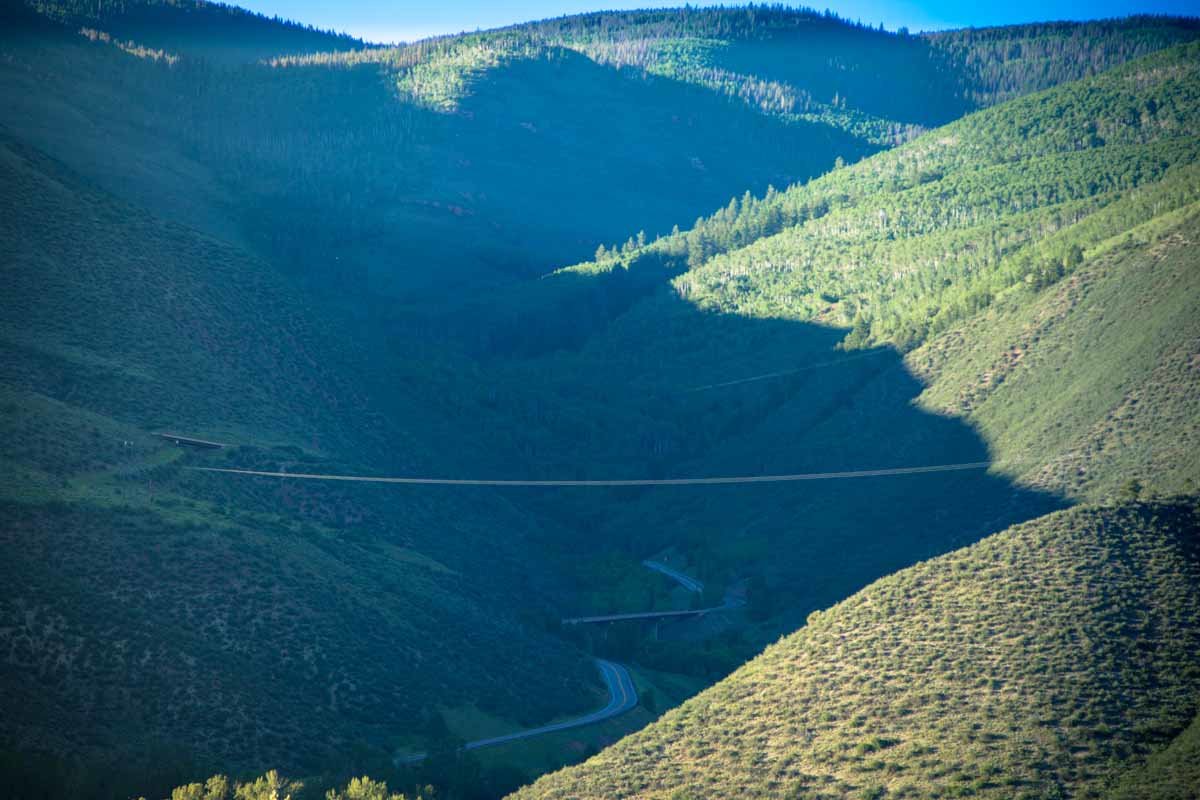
[0,132,368,454]
[910,200,1200,501]
[511,501,1200,799]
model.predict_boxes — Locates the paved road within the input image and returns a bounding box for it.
[642,559,704,593]
[395,659,637,765]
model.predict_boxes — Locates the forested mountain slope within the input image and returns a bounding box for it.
[511,501,1200,799]
[7,3,1197,308]
[925,18,1200,106]
[550,39,1200,352]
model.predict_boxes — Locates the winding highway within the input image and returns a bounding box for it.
[394,659,637,765]
[191,444,999,767]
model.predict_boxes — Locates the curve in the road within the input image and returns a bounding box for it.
[642,559,703,593]
[395,659,637,765]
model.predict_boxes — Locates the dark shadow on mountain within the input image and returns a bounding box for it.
[715,23,973,127]
[429,46,875,277]
[25,0,363,64]
[0,21,875,305]
[466,277,1069,648]
[298,44,876,303]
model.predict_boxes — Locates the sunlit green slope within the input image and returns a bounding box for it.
[531,39,1198,348]
[911,200,1200,501]
[498,43,1200,800]
[511,501,1200,799]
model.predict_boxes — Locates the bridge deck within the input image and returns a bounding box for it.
[156,432,228,449]
[562,607,723,625]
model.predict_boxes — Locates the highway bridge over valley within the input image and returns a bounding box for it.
[561,606,729,625]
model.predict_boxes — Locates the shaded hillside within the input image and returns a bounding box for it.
[925,18,1200,106]
[1106,710,1200,800]
[29,0,362,63]
[492,289,1063,649]
[1,5,851,300]
[0,132,599,786]
[0,134,371,455]
[512,501,1200,799]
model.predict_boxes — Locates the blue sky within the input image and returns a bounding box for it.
[237,0,1200,44]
